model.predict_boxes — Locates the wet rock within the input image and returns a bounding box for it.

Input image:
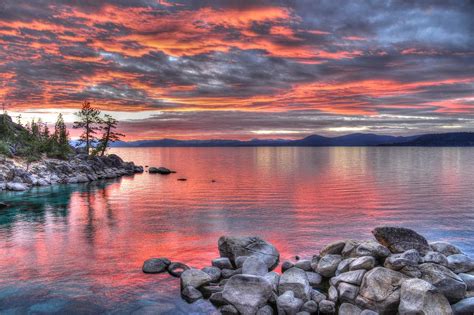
[212,257,234,270]
[202,266,221,282]
[222,274,273,315]
[419,263,467,303]
[218,236,280,271]
[447,254,474,274]
[278,267,311,301]
[282,261,295,273]
[399,278,453,315]
[301,300,318,313]
[242,256,268,276]
[257,305,274,315]
[263,271,280,292]
[349,256,376,271]
[181,286,203,303]
[316,254,342,278]
[430,241,463,256]
[295,260,312,272]
[339,303,362,315]
[318,300,336,314]
[451,297,474,315]
[320,240,346,256]
[354,241,390,259]
[423,251,449,267]
[209,292,227,306]
[459,273,474,291]
[331,270,366,287]
[167,262,190,277]
[372,226,430,254]
[149,167,172,174]
[219,304,239,315]
[180,269,212,289]
[277,290,303,315]
[142,257,171,273]
[355,267,408,314]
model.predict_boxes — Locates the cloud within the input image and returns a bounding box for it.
[0,0,473,139]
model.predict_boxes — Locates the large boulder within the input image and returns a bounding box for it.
[451,297,474,315]
[222,274,273,315]
[430,241,463,256]
[355,267,408,314]
[277,290,303,315]
[316,254,342,278]
[398,278,453,315]
[218,236,280,271]
[447,254,474,274]
[180,269,212,289]
[278,267,312,301]
[372,226,430,254]
[419,263,467,303]
[6,182,28,191]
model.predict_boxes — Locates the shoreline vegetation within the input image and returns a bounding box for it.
[143,227,474,315]
[0,103,143,192]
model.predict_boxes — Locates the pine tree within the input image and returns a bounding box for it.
[50,113,71,159]
[96,114,124,156]
[73,101,102,155]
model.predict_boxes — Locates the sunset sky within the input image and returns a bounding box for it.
[1,0,473,140]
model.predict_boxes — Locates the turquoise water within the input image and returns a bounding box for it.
[1,147,474,313]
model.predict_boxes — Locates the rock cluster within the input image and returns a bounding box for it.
[143,227,474,314]
[0,154,143,191]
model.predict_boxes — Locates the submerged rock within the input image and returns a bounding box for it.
[148,166,172,174]
[218,236,280,271]
[372,226,430,254]
[181,286,203,303]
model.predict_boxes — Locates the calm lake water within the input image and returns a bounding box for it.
[1,147,474,313]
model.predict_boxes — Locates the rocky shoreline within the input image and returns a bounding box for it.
[0,154,143,192]
[143,227,474,315]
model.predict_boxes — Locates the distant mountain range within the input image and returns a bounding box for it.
[110,132,474,147]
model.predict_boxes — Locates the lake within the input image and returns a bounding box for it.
[1,147,474,313]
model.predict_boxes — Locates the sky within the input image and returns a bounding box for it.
[0,0,473,140]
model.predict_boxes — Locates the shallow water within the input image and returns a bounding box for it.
[1,147,474,313]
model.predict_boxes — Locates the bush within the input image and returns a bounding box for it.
[0,141,12,157]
